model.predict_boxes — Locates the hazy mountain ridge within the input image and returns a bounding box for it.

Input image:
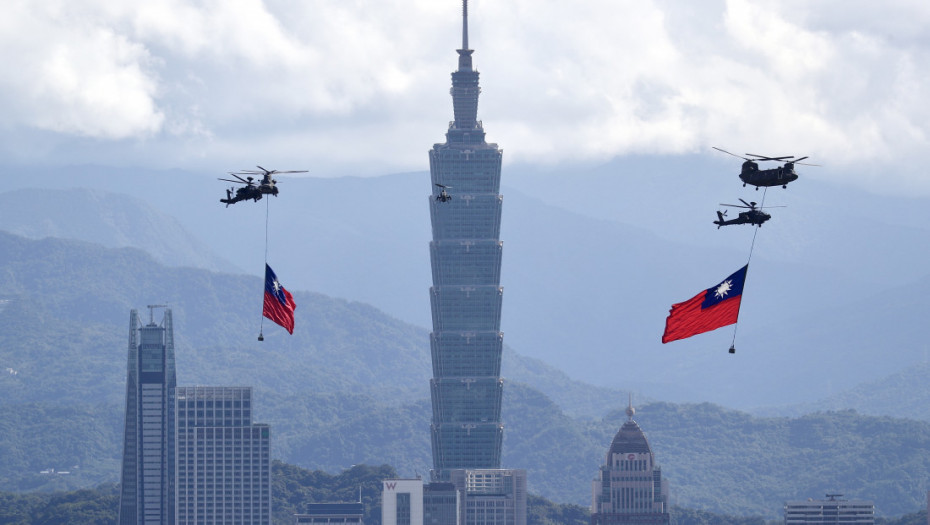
[0,188,238,273]
[3,231,930,517]
[6,164,926,408]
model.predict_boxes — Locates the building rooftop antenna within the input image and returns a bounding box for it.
[146,304,168,325]
[462,0,469,50]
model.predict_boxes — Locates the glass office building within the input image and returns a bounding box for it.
[119,307,178,525]
[428,0,505,481]
[175,386,272,525]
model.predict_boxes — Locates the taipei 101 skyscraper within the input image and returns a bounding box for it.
[428,0,506,481]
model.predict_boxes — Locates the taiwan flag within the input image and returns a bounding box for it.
[263,264,296,334]
[662,265,747,344]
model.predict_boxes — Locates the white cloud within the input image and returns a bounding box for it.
[0,1,163,139]
[2,0,930,192]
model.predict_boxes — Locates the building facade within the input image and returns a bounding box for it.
[119,307,178,525]
[784,495,874,524]
[382,479,425,525]
[423,482,460,525]
[591,402,669,525]
[296,503,365,524]
[428,0,506,483]
[451,469,526,525]
[175,386,272,525]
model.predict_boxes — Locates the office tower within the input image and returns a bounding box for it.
[119,306,178,525]
[428,0,505,482]
[450,469,526,525]
[591,401,669,525]
[175,386,272,525]
[296,503,365,524]
[783,494,874,524]
[423,482,460,525]
[382,479,425,525]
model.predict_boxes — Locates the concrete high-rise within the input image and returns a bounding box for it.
[174,386,272,525]
[591,401,669,525]
[119,306,178,525]
[451,469,526,525]
[428,0,505,482]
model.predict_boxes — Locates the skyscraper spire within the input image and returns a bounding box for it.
[462,0,469,51]
[456,0,474,72]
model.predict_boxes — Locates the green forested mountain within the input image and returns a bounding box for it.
[3,231,930,519]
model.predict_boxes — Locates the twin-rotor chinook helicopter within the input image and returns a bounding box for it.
[712,147,815,229]
[219,166,308,207]
[713,147,817,190]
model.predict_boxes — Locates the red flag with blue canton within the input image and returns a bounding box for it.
[263,264,296,334]
[662,265,747,343]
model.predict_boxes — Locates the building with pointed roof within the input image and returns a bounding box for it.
[591,400,669,525]
[427,0,505,481]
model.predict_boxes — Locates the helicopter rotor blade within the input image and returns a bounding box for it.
[746,153,794,160]
[270,170,308,174]
[719,203,750,208]
[712,147,750,160]
[739,198,752,207]
[792,156,809,163]
[225,173,250,183]
[256,165,273,175]
[795,161,821,167]
[218,178,247,184]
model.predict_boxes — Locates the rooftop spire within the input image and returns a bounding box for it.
[456,0,474,71]
[462,0,469,51]
[626,393,635,421]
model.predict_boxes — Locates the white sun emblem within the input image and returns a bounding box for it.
[714,279,732,299]
[272,279,282,293]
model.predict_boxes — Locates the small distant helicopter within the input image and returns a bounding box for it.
[714,199,784,228]
[713,147,817,189]
[435,183,452,202]
[219,166,308,207]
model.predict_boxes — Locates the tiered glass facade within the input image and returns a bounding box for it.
[174,386,272,525]
[119,307,177,525]
[428,0,505,481]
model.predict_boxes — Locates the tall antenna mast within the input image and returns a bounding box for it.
[462,0,469,50]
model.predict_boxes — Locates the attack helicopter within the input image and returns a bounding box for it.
[435,183,452,202]
[713,199,784,228]
[219,166,308,207]
[713,147,817,189]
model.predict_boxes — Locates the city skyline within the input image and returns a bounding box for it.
[2,0,930,522]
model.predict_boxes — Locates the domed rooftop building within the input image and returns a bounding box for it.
[591,399,669,525]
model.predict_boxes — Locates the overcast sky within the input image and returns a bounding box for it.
[3,0,930,194]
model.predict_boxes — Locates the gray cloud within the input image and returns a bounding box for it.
[2,0,929,192]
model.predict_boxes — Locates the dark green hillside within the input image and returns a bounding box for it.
[0,230,431,407]
[606,403,930,517]
[5,232,930,517]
